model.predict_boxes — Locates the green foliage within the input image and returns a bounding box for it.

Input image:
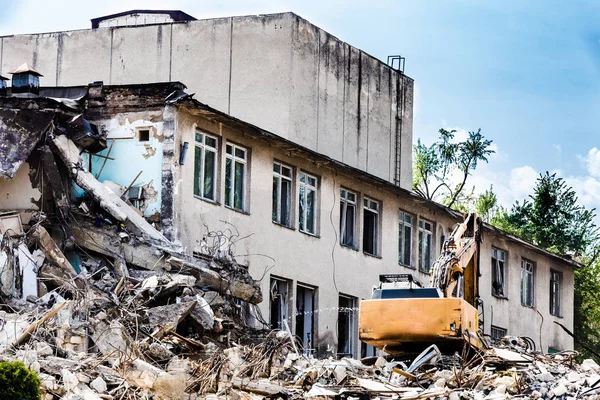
[413,128,494,208]
[499,172,599,256]
[574,259,600,360]
[475,185,498,223]
[0,361,41,400]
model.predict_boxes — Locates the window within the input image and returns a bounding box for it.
[225,143,247,211]
[270,277,290,330]
[398,210,413,266]
[338,295,357,357]
[418,219,433,273]
[491,325,507,340]
[521,259,535,307]
[492,248,507,298]
[193,131,218,201]
[299,172,318,235]
[137,129,150,142]
[296,285,316,356]
[550,270,562,316]
[363,198,380,256]
[340,189,357,248]
[273,162,293,227]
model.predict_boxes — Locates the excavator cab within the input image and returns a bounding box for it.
[358,214,484,355]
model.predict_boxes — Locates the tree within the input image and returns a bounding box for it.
[0,361,41,400]
[494,172,599,256]
[413,128,495,208]
[475,185,498,223]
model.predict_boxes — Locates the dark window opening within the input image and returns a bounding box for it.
[550,270,561,316]
[138,129,150,142]
[296,285,316,356]
[492,248,507,298]
[270,278,289,330]
[337,295,356,358]
[363,198,379,256]
[340,189,357,247]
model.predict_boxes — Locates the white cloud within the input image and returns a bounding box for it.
[553,144,562,155]
[508,165,538,202]
[583,147,600,178]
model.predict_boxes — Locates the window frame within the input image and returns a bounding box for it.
[491,247,507,298]
[272,161,294,228]
[418,218,433,273]
[398,210,414,267]
[340,188,358,249]
[550,270,562,317]
[520,258,535,307]
[193,131,219,202]
[299,171,318,235]
[362,197,380,257]
[490,325,507,340]
[224,142,248,211]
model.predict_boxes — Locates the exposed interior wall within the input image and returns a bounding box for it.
[0,12,413,189]
[86,111,165,218]
[0,161,42,212]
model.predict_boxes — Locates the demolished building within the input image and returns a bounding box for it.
[0,75,579,362]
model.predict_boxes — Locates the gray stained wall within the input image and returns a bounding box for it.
[0,13,413,189]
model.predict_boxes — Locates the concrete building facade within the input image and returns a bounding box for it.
[0,12,413,189]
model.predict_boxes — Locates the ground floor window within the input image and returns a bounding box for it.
[491,325,507,340]
[337,295,357,358]
[296,285,316,356]
[270,277,290,330]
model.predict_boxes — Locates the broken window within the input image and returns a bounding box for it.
[295,285,316,355]
[270,277,290,330]
[491,248,507,298]
[418,219,433,273]
[337,295,356,358]
[273,162,293,227]
[340,188,357,248]
[521,259,535,307]
[363,198,380,256]
[193,131,218,201]
[299,172,318,235]
[550,270,562,316]
[398,210,413,266]
[491,325,507,340]
[225,143,247,211]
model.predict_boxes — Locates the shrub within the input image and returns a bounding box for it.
[0,360,41,400]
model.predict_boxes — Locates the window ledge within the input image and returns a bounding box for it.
[551,314,563,319]
[399,263,414,269]
[340,243,359,252]
[300,230,320,239]
[492,294,508,300]
[363,252,381,259]
[224,205,250,215]
[521,304,535,309]
[272,220,295,231]
[193,195,220,206]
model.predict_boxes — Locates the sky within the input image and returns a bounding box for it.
[1,0,600,213]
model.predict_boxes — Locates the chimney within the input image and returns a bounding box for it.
[8,63,43,96]
[0,74,7,97]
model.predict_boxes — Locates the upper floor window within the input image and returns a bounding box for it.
[224,143,247,211]
[299,172,318,235]
[194,131,218,201]
[418,219,433,273]
[521,259,535,307]
[272,162,293,227]
[340,189,357,248]
[492,248,507,298]
[363,198,380,256]
[550,270,562,316]
[398,210,413,266]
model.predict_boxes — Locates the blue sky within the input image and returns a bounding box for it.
[2,0,600,211]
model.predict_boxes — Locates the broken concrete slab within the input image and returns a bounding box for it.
[144,301,197,338]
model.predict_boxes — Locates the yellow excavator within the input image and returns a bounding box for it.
[359,213,484,355]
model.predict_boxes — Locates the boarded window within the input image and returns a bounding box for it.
[521,259,535,307]
[225,143,247,211]
[418,219,433,273]
[340,189,357,248]
[492,248,507,297]
[363,198,380,256]
[550,270,562,316]
[193,131,218,201]
[272,162,293,227]
[299,172,318,235]
[398,211,413,266]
